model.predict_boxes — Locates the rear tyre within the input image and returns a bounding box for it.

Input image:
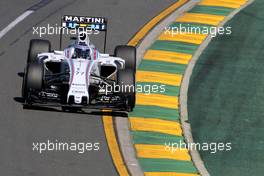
[114,45,136,71]
[117,69,135,112]
[28,39,51,63]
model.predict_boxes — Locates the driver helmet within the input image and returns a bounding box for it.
[72,43,91,59]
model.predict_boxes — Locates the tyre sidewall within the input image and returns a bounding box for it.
[28,39,51,64]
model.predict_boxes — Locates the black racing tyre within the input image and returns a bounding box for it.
[22,68,28,99]
[114,45,136,71]
[25,63,43,91]
[117,69,135,112]
[27,39,51,63]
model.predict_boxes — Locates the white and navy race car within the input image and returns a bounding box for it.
[22,16,136,112]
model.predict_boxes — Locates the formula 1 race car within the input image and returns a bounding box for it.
[21,15,136,112]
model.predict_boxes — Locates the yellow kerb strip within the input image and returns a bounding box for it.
[103,113,129,176]
[137,70,182,86]
[128,0,189,46]
[159,32,207,45]
[145,172,200,176]
[144,50,192,65]
[136,93,178,109]
[176,13,225,26]
[130,117,182,136]
[199,0,247,9]
[135,144,191,161]
[102,0,192,175]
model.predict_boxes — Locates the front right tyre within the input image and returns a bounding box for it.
[22,63,43,104]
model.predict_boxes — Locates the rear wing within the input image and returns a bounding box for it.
[60,15,108,52]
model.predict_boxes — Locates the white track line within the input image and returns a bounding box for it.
[0,10,34,39]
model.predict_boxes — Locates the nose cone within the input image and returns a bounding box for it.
[67,59,91,105]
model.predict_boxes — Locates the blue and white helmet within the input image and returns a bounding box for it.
[64,31,92,59]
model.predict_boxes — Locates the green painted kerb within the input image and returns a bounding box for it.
[127,1,244,175]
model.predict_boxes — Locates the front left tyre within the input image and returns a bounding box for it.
[115,45,136,112]
[117,68,136,112]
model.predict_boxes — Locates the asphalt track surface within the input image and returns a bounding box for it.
[188,1,264,175]
[0,0,176,175]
